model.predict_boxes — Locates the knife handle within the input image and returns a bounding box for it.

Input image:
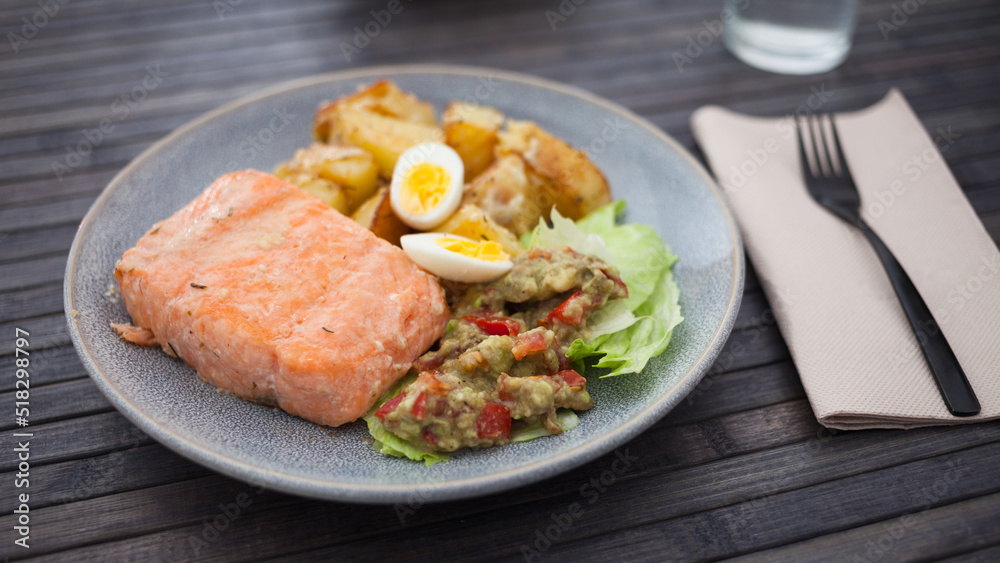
[859,223,981,416]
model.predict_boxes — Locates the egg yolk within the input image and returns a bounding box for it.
[436,237,510,263]
[400,162,451,215]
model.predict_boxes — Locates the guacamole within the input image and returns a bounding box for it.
[375,247,627,452]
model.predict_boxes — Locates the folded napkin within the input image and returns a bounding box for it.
[691,89,1000,430]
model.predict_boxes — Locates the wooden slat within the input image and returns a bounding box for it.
[967,184,1000,215]
[0,411,151,473]
[666,361,804,427]
[705,318,790,376]
[531,443,1000,562]
[0,377,110,432]
[731,491,1000,563]
[731,290,770,331]
[0,255,66,292]
[0,312,69,354]
[0,168,116,207]
[0,224,78,263]
[0,444,211,512]
[981,210,1000,241]
[0,111,193,161]
[0,283,63,324]
[936,543,1000,563]
[0,344,86,391]
[0,197,91,233]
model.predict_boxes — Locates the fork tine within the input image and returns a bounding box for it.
[810,115,833,178]
[796,117,817,179]
[824,114,847,178]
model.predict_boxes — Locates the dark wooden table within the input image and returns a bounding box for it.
[2,0,999,561]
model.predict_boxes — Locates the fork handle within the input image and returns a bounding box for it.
[859,223,981,416]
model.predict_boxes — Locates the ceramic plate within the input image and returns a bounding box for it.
[65,65,743,503]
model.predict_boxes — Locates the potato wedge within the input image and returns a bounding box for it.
[314,80,437,141]
[497,120,611,220]
[274,143,379,211]
[350,187,411,246]
[443,102,504,181]
[280,176,350,214]
[323,108,443,179]
[432,204,524,256]
[463,155,543,237]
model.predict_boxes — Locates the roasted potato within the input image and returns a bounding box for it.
[273,143,379,212]
[462,155,543,237]
[442,102,504,181]
[350,186,411,246]
[432,204,524,256]
[497,120,611,220]
[315,80,436,141]
[279,175,351,214]
[322,108,443,179]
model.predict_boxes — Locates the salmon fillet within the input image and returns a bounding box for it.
[113,169,450,427]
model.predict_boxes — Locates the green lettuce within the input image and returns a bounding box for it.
[509,409,580,443]
[363,373,450,466]
[527,201,682,376]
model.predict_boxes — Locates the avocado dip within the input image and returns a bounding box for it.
[375,247,628,452]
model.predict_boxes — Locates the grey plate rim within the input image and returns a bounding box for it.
[65,63,744,503]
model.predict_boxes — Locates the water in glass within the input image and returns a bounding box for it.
[723,0,858,75]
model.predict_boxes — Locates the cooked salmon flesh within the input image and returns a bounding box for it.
[113,169,450,427]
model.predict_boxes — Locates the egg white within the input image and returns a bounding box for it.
[390,143,464,230]
[400,233,513,283]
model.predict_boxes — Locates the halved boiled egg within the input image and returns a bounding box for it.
[390,142,464,230]
[400,233,513,283]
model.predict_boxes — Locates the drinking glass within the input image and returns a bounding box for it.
[723,0,858,75]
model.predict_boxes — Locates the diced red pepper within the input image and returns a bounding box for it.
[416,370,452,396]
[476,403,512,439]
[422,429,438,445]
[461,313,521,337]
[526,248,552,261]
[410,392,426,419]
[556,369,586,387]
[543,290,588,326]
[374,393,405,420]
[512,330,549,360]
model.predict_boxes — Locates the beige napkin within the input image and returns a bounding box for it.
[691,89,1000,430]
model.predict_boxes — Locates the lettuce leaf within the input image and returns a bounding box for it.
[523,208,616,264]
[528,201,682,376]
[583,265,682,375]
[509,409,580,443]
[363,373,450,466]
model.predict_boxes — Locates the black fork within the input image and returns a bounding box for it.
[797,114,980,417]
